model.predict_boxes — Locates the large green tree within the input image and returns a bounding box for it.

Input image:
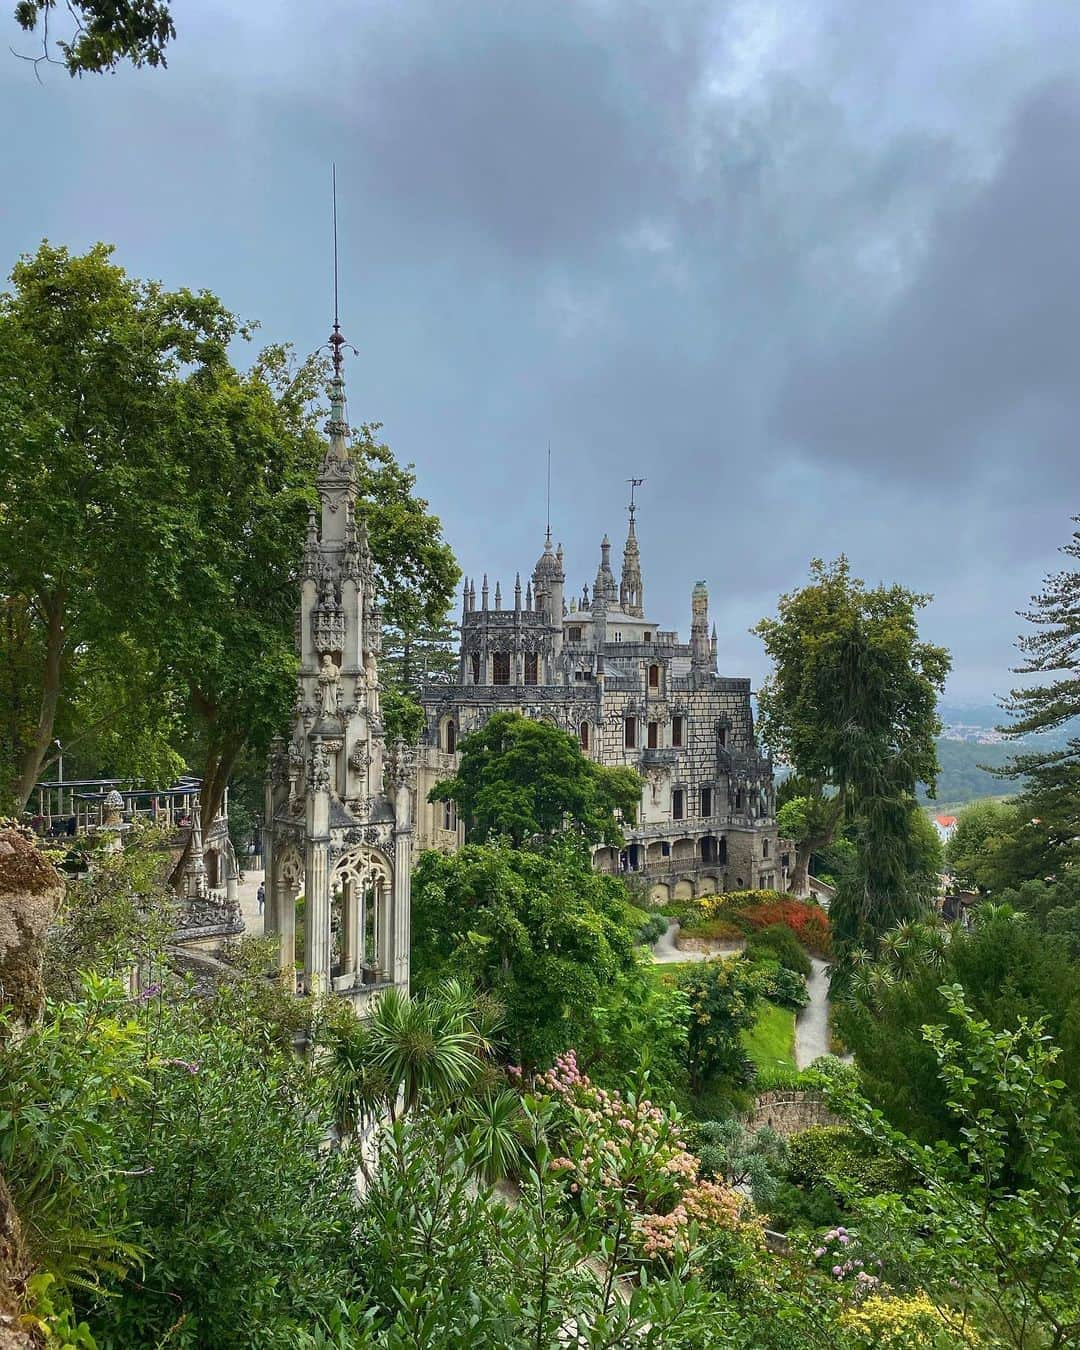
[410,840,643,1067]
[0,241,239,811]
[0,242,458,842]
[998,516,1080,873]
[430,710,641,848]
[755,557,950,951]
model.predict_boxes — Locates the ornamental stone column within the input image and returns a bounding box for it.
[305,743,332,994]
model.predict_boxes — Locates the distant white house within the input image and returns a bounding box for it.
[932,813,958,845]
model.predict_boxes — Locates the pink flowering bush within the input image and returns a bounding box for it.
[531,1050,759,1266]
[809,1226,883,1299]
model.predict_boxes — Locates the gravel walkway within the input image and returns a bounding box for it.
[795,957,832,1068]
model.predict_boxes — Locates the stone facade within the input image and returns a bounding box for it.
[416,508,790,902]
[263,328,413,1006]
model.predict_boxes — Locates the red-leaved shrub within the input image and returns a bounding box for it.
[736,899,831,956]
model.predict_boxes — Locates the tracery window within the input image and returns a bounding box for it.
[493,652,511,685]
[524,652,539,685]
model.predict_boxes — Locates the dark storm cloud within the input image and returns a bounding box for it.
[2,0,1079,700]
[776,81,1080,485]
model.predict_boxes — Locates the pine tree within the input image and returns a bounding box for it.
[999,517,1080,866]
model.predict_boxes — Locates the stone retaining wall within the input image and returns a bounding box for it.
[746,1090,841,1137]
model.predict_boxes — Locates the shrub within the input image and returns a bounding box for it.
[745,924,812,978]
[767,1180,844,1234]
[787,1126,907,1199]
[678,916,747,943]
[679,959,761,1092]
[531,1051,762,1268]
[753,961,809,1012]
[634,910,669,946]
[737,899,831,956]
[838,1293,969,1347]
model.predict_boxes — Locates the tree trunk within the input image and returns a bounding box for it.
[13,593,65,814]
[790,843,812,898]
[169,691,245,888]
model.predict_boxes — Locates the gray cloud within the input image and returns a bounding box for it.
[776,81,1080,486]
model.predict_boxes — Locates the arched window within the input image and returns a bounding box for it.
[762,837,770,859]
[647,721,659,749]
[648,663,660,689]
[445,720,457,753]
[470,652,480,683]
[579,721,590,750]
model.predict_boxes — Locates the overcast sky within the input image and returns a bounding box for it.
[4,0,1078,702]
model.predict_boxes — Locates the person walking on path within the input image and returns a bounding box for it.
[257,881,265,914]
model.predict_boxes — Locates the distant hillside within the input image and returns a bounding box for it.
[919,738,1023,807]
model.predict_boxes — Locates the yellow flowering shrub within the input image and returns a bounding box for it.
[839,1292,974,1347]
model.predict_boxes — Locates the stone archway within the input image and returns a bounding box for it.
[271,846,304,977]
[332,846,394,983]
[673,878,695,900]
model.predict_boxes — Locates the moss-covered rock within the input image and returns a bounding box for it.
[0,826,64,1037]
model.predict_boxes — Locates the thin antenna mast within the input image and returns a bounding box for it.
[331,163,342,375]
[627,476,644,522]
[546,442,552,544]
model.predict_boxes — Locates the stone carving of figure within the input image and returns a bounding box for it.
[318,654,341,718]
[318,563,339,609]
[309,744,332,793]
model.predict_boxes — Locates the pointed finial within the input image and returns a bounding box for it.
[481,574,489,608]
[545,441,552,545]
[324,164,358,454]
[526,581,533,609]
[495,580,502,610]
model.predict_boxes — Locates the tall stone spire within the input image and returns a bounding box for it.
[316,200,357,544]
[690,581,711,672]
[263,174,414,1006]
[619,490,644,617]
[594,535,617,604]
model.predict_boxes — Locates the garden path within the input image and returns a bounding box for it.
[650,919,742,963]
[795,957,831,1068]
[650,924,835,1069]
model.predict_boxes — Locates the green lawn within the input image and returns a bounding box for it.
[741,1001,796,1076]
[647,960,697,990]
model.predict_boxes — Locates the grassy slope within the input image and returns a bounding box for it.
[741,1002,796,1076]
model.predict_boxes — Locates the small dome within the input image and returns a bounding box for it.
[533,534,563,581]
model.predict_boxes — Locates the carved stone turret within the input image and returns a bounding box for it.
[262,305,412,1005]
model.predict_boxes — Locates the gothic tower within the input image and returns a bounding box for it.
[263,318,414,1004]
[619,503,644,617]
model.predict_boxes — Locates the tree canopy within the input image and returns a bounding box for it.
[13,0,175,75]
[755,557,950,951]
[0,241,458,834]
[430,710,641,848]
[411,839,644,1068]
[998,516,1080,873]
